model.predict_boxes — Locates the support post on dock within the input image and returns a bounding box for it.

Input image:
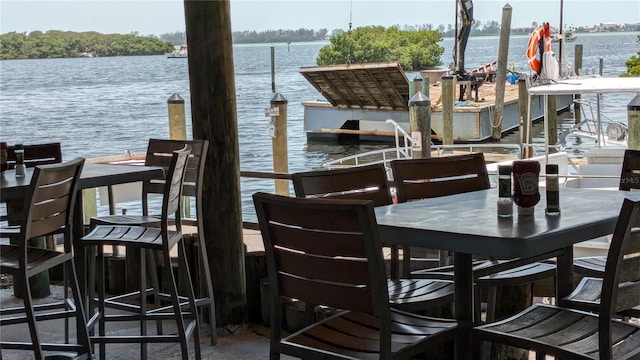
[574,45,583,124]
[627,94,640,150]
[168,93,187,140]
[409,91,431,159]
[547,95,558,153]
[270,92,289,195]
[271,46,276,93]
[412,75,422,98]
[441,75,454,149]
[518,77,532,158]
[492,3,512,140]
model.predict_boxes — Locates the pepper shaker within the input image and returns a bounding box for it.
[545,164,560,215]
[497,165,513,217]
[14,143,26,178]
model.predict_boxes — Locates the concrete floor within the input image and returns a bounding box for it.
[0,284,289,360]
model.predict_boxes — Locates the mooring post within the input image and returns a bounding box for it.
[168,93,187,140]
[627,94,640,150]
[271,46,276,93]
[409,91,432,159]
[412,75,422,98]
[518,78,532,158]
[574,45,583,123]
[441,75,454,149]
[546,95,558,153]
[270,92,289,195]
[492,3,512,140]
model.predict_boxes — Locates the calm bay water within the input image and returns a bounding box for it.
[1,32,637,217]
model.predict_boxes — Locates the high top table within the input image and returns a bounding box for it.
[375,187,632,360]
[1,163,164,308]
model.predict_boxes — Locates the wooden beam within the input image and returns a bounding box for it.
[184,0,246,327]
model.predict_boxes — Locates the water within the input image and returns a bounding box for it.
[1,32,637,218]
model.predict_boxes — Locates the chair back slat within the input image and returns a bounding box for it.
[599,198,640,347]
[619,149,640,191]
[6,143,62,169]
[21,158,84,241]
[162,146,191,228]
[292,163,393,207]
[391,153,490,203]
[253,192,389,315]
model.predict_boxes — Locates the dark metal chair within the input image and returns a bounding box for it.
[253,192,458,359]
[390,153,556,323]
[0,157,92,359]
[87,138,216,344]
[471,197,640,359]
[81,146,200,360]
[292,163,455,312]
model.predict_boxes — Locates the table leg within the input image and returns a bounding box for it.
[454,252,473,360]
[556,246,574,300]
[73,194,89,316]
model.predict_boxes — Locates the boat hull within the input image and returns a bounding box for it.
[303,93,573,143]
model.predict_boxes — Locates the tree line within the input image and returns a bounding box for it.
[0,30,174,60]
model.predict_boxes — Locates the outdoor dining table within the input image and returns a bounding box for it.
[1,163,165,310]
[374,187,631,360]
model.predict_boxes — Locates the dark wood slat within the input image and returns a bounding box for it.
[269,224,366,257]
[274,248,370,285]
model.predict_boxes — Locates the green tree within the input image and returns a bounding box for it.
[621,34,640,77]
[316,26,444,71]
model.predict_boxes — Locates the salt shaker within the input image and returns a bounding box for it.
[512,160,540,215]
[14,143,26,178]
[545,164,560,215]
[497,165,513,217]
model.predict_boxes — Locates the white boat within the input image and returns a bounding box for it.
[551,31,577,43]
[166,45,187,58]
[80,51,97,58]
[299,62,573,143]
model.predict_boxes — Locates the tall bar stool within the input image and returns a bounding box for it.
[89,139,216,344]
[0,157,92,359]
[81,146,200,359]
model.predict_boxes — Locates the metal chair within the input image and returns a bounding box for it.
[0,157,92,359]
[292,163,455,312]
[471,197,640,359]
[88,138,216,344]
[81,146,200,360]
[253,192,458,359]
[390,153,556,323]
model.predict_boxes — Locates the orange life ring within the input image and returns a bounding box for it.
[526,23,552,74]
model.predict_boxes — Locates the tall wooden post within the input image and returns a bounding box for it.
[441,75,454,148]
[167,93,187,140]
[270,92,289,195]
[574,45,583,123]
[518,78,532,158]
[547,95,558,152]
[184,0,246,328]
[412,75,422,98]
[627,94,640,150]
[409,91,431,159]
[492,3,512,140]
[271,46,276,93]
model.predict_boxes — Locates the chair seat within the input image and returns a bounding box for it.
[472,304,640,359]
[388,279,454,311]
[563,277,640,318]
[412,260,555,286]
[91,214,160,226]
[81,225,182,250]
[0,244,69,274]
[573,256,606,277]
[282,309,457,359]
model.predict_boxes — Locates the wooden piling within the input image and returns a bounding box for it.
[518,78,532,158]
[271,46,276,93]
[441,75,454,148]
[409,91,431,159]
[270,92,289,195]
[627,94,640,150]
[492,3,512,140]
[574,45,583,123]
[412,75,422,98]
[184,0,246,328]
[167,93,187,140]
[546,95,558,152]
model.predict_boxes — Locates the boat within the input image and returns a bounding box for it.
[299,62,573,143]
[166,45,187,58]
[80,51,97,58]
[551,31,577,43]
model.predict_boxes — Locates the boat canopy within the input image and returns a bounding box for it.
[299,62,410,111]
[528,77,640,95]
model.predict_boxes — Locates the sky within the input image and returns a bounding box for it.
[1,0,639,36]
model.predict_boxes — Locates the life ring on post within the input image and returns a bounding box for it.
[526,22,552,75]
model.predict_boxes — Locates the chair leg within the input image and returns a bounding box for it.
[67,257,93,359]
[179,239,201,359]
[162,247,190,360]
[97,244,107,358]
[139,249,148,360]
[195,237,217,345]
[22,270,44,359]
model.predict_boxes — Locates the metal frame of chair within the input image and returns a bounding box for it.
[253,192,458,359]
[88,138,216,344]
[81,146,200,360]
[390,153,556,323]
[0,157,91,359]
[471,197,640,359]
[291,163,455,313]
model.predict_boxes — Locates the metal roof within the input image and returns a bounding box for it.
[299,62,410,111]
